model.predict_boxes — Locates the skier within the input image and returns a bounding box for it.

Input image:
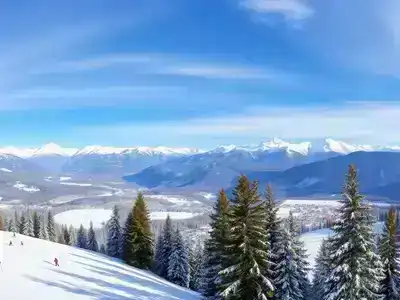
[13,232,16,237]
[54,257,59,267]
[9,240,12,246]
[20,241,23,246]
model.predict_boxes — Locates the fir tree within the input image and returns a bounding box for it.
[76,224,88,249]
[189,241,204,291]
[87,221,99,252]
[63,225,71,245]
[323,164,383,300]
[100,244,107,254]
[57,230,66,244]
[32,211,41,238]
[0,213,4,231]
[39,216,48,240]
[25,210,34,237]
[155,215,174,279]
[312,239,332,300]
[107,205,123,258]
[168,228,190,288]
[273,225,304,300]
[122,211,134,264]
[7,218,15,232]
[68,225,76,245]
[379,207,400,300]
[19,212,27,235]
[131,192,154,269]
[200,189,230,299]
[14,210,19,233]
[47,210,56,242]
[219,175,274,300]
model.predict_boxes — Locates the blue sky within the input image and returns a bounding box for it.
[2,0,400,148]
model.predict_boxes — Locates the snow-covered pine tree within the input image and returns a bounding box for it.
[122,211,134,264]
[131,192,154,269]
[153,233,164,273]
[287,211,310,299]
[25,210,34,237]
[159,215,174,279]
[32,211,41,238]
[199,189,230,299]
[7,217,15,232]
[100,244,106,254]
[87,221,99,252]
[264,183,282,299]
[76,224,88,249]
[379,206,400,300]
[57,228,66,244]
[189,241,204,291]
[14,210,19,233]
[168,228,190,288]
[39,216,48,240]
[19,211,27,235]
[219,175,274,299]
[0,213,4,231]
[323,164,383,300]
[273,224,304,300]
[47,210,56,242]
[68,225,76,245]
[312,239,332,300]
[63,225,71,245]
[107,205,122,258]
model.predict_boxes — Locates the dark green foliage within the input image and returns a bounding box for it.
[19,213,26,234]
[122,211,134,264]
[32,211,41,238]
[219,175,273,300]
[87,221,99,252]
[76,224,88,249]
[63,225,71,245]
[47,210,56,242]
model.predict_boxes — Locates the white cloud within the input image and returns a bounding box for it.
[241,0,314,21]
[78,102,400,146]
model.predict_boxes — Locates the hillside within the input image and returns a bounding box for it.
[0,231,200,300]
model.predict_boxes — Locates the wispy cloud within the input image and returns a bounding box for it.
[35,53,288,81]
[240,0,314,22]
[78,102,400,146]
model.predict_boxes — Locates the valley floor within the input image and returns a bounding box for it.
[0,231,200,300]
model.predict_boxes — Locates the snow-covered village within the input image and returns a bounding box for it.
[2,0,400,299]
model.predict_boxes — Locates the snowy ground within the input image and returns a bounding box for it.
[54,209,112,229]
[149,212,197,220]
[0,231,200,300]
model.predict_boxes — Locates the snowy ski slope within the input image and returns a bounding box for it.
[0,231,200,300]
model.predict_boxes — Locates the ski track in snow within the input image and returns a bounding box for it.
[0,231,200,300]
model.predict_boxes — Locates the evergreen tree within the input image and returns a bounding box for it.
[168,228,190,288]
[76,224,88,249]
[323,164,383,300]
[68,225,76,245]
[379,207,400,300]
[7,217,15,232]
[122,211,134,264]
[219,175,274,299]
[47,210,56,242]
[63,225,71,245]
[155,215,174,279]
[19,212,27,235]
[25,210,34,237]
[107,205,123,258]
[312,239,332,300]
[57,229,66,244]
[39,216,48,240]
[32,211,41,238]
[0,213,4,231]
[189,241,204,291]
[14,210,19,233]
[100,244,107,254]
[87,221,99,252]
[131,192,154,269]
[200,189,230,299]
[273,225,304,300]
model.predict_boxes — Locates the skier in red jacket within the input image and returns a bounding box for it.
[54,257,59,266]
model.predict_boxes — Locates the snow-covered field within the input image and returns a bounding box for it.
[60,182,93,187]
[54,209,112,228]
[150,212,197,220]
[0,231,200,300]
[0,167,12,172]
[281,199,341,206]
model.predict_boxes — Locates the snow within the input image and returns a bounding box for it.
[54,209,112,228]
[75,145,201,156]
[148,195,190,204]
[0,167,12,172]
[281,199,342,206]
[60,182,92,187]
[59,176,72,181]
[13,181,40,193]
[197,192,216,200]
[0,231,200,300]
[150,212,197,220]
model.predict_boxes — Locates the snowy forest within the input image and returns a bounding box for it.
[1,164,399,300]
